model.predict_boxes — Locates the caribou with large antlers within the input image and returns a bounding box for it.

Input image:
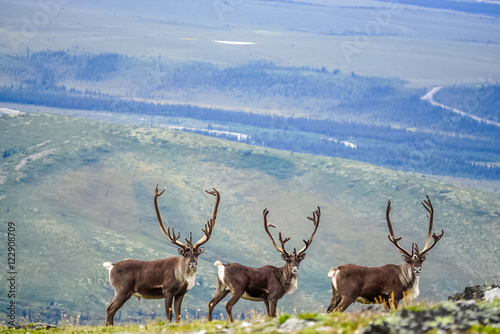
[103,185,220,325]
[208,207,320,322]
[326,196,444,312]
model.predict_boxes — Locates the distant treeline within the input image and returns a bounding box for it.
[161,60,405,102]
[4,50,125,86]
[1,49,499,179]
[1,84,499,179]
[4,50,498,136]
[18,303,228,326]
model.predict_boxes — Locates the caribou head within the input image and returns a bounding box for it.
[386,195,444,277]
[263,207,320,276]
[154,185,220,272]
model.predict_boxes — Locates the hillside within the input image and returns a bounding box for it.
[1,112,499,324]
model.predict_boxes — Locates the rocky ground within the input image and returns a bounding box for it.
[364,300,500,333]
[363,284,500,334]
[448,284,500,302]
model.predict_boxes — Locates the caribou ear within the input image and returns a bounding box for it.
[402,254,412,262]
[197,247,204,255]
[420,253,428,262]
[178,248,185,256]
[281,253,288,261]
[299,253,306,260]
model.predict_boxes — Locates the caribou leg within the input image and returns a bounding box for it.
[208,289,229,321]
[326,290,342,313]
[106,291,132,326]
[263,300,270,316]
[163,292,174,322]
[174,294,185,323]
[224,290,245,322]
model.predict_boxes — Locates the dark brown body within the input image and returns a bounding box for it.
[207,207,320,322]
[208,261,299,321]
[104,256,197,325]
[326,263,418,312]
[103,185,220,325]
[326,196,443,313]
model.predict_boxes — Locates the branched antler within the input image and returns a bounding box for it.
[263,207,321,257]
[386,200,412,257]
[154,184,187,250]
[417,196,444,256]
[263,209,291,256]
[154,185,220,251]
[386,196,444,258]
[193,187,220,249]
[296,206,321,256]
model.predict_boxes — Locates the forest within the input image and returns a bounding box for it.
[1,50,499,179]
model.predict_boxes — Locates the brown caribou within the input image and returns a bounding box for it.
[103,184,220,325]
[208,207,320,322]
[326,196,444,312]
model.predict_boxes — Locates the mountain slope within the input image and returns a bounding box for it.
[0,112,499,323]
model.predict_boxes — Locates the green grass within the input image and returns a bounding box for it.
[3,300,499,333]
[0,311,395,333]
[0,112,499,324]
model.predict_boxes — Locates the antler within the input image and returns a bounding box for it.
[193,187,220,249]
[416,196,444,256]
[421,195,434,250]
[154,185,220,251]
[263,209,291,257]
[154,184,188,251]
[296,206,321,256]
[386,200,413,257]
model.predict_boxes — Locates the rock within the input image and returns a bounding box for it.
[278,318,315,333]
[363,300,500,334]
[448,284,500,301]
[464,285,481,300]
[315,326,335,332]
[240,321,251,328]
[485,287,500,301]
[15,323,57,330]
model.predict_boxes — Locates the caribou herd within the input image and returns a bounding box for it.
[103,185,444,325]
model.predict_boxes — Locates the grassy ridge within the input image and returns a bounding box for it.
[2,300,500,333]
[0,112,499,324]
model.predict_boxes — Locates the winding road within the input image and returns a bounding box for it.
[421,87,500,129]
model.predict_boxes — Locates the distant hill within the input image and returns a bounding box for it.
[2,50,500,179]
[1,112,499,324]
[375,0,500,17]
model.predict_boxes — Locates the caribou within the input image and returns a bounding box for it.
[103,185,220,325]
[208,207,320,322]
[326,196,444,312]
